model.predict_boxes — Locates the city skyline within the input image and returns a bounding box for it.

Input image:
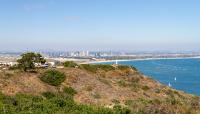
[0,0,200,51]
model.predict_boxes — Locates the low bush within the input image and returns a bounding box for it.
[125,100,134,106]
[80,64,115,73]
[129,77,140,83]
[130,66,138,71]
[40,70,66,86]
[95,64,115,71]
[142,85,150,91]
[63,61,78,68]
[42,92,56,99]
[117,65,130,70]
[80,64,98,73]
[113,105,131,114]
[8,65,19,70]
[117,80,128,87]
[112,99,120,104]
[63,87,77,96]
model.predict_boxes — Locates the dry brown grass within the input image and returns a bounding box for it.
[0,66,199,113]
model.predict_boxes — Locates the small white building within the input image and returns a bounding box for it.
[0,61,18,66]
[48,62,55,67]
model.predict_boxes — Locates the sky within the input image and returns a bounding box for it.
[0,0,200,52]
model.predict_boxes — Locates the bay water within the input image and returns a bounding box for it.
[101,58,200,95]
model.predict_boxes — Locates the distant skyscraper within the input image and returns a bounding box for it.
[86,51,89,56]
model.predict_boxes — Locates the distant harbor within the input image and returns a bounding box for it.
[1,51,200,68]
[98,58,200,96]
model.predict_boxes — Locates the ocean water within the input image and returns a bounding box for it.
[101,58,200,96]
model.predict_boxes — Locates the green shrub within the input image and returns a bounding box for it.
[40,70,66,86]
[53,98,67,107]
[2,96,17,106]
[142,85,150,91]
[9,64,19,70]
[42,92,56,99]
[117,80,127,87]
[130,77,140,83]
[63,61,78,68]
[125,100,134,106]
[112,99,120,104]
[117,65,130,70]
[130,83,140,92]
[113,105,131,114]
[95,64,115,71]
[130,66,138,71]
[166,96,180,105]
[80,64,98,73]
[80,64,115,73]
[63,87,77,96]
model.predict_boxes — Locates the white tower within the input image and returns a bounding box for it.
[115,60,118,65]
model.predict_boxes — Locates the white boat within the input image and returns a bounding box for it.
[168,82,172,87]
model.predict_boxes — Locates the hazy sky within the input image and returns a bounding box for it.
[0,0,200,51]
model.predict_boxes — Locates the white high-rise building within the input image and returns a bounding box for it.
[79,51,89,57]
[86,51,89,56]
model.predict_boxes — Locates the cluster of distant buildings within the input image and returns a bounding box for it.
[41,51,123,58]
[69,51,90,57]
[1,50,200,70]
[0,55,18,69]
[0,51,130,59]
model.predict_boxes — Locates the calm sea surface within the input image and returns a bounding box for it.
[100,58,200,96]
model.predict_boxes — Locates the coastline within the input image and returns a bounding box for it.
[86,56,200,64]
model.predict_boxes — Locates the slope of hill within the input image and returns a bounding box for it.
[0,64,199,114]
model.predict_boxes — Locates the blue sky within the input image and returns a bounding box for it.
[0,0,200,51]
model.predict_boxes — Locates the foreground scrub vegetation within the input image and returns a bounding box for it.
[40,70,66,86]
[0,87,130,114]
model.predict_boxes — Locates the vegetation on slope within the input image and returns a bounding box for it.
[0,53,200,114]
[63,61,78,68]
[80,64,115,73]
[0,88,130,114]
[40,70,66,86]
[17,52,46,72]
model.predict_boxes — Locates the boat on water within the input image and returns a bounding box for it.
[168,82,172,87]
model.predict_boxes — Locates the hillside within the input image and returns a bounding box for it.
[0,64,200,114]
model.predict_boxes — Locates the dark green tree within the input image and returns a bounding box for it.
[17,52,46,71]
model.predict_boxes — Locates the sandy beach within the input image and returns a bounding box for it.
[86,56,200,64]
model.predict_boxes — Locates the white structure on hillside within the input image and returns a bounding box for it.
[48,62,55,67]
[0,61,18,66]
